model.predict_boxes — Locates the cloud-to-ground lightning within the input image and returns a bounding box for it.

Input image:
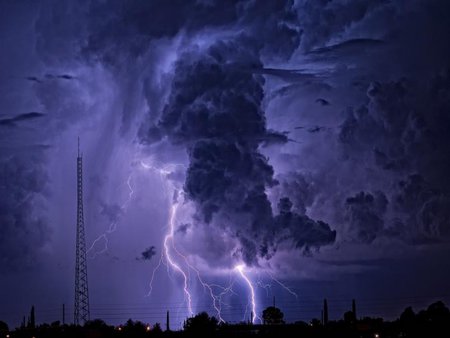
[142,159,238,323]
[235,264,261,324]
[176,256,236,323]
[86,158,296,324]
[163,195,194,316]
[87,173,135,258]
[142,161,194,317]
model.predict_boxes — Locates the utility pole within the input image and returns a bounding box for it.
[29,306,35,328]
[166,311,170,331]
[323,299,328,325]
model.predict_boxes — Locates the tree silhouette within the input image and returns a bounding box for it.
[152,322,162,334]
[344,310,356,324]
[426,301,450,322]
[183,312,218,333]
[84,318,110,330]
[400,306,415,324]
[262,306,285,325]
[0,321,8,334]
[123,319,147,337]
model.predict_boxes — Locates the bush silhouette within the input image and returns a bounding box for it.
[183,312,218,333]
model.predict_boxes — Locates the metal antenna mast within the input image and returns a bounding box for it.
[74,137,90,325]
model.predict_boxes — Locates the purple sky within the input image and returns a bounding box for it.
[1,0,450,329]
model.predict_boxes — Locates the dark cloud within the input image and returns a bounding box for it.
[0,155,50,269]
[138,246,156,261]
[23,74,75,84]
[274,197,336,254]
[13,112,45,120]
[315,98,330,106]
[44,73,76,80]
[8,0,448,268]
[25,76,42,84]
[272,172,317,215]
[297,0,389,52]
[307,126,327,133]
[258,67,323,83]
[294,125,332,133]
[239,0,301,59]
[176,223,190,235]
[307,38,384,59]
[81,0,239,65]
[0,112,45,126]
[141,36,335,266]
[393,174,450,243]
[58,74,74,80]
[81,0,301,63]
[337,70,450,244]
[345,191,388,243]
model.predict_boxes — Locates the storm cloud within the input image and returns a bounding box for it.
[1,0,448,270]
[0,155,50,269]
[138,246,156,261]
[0,112,45,127]
[337,71,450,244]
[140,36,336,266]
[2,0,450,327]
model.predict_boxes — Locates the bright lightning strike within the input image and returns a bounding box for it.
[143,161,195,318]
[235,264,260,324]
[167,223,233,322]
[143,160,237,322]
[163,195,194,316]
[176,256,234,323]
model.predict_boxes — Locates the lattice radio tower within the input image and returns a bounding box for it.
[74,137,90,325]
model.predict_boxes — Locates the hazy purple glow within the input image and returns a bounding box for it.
[1,0,450,329]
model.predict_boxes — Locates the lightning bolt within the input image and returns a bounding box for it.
[257,277,272,297]
[164,197,194,316]
[142,161,195,318]
[266,271,298,299]
[143,160,238,323]
[183,264,236,323]
[87,173,135,258]
[209,280,238,319]
[168,235,236,323]
[235,264,260,324]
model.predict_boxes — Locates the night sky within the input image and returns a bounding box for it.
[1,0,450,329]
